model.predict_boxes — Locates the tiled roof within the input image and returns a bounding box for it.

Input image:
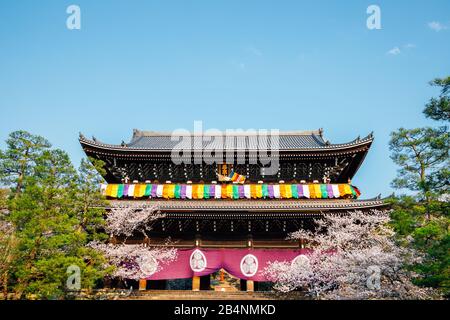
[80,129,374,152]
[127,131,326,150]
[109,198,387,213]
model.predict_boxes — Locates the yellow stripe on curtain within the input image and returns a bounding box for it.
[191,185,198,199]
[162,185,169,199]
[133,184,142,198]
[139,184,146,197]
[167,184,175,199]
[344,184,352,196]
[250,184,257,198]
[226,184,233,198]
[338,184,346,197]
[279,184,286,198]
[314,184,322,198]
[221,184,228,198]
[105,184,114,197]
[285,184,293,198]
[110,184,119,198]
[197,184,204,199]
[309,184,316,199]
[255,184,263,198]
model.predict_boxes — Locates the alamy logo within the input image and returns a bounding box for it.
[366,5,381,30]
[366,265,381,290]
[66,5,81,30]
[170,121,280,176]
[66,265,81,290]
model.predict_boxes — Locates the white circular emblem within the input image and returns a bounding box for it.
[291,254,310,269]
[190,249,207,272]
[240,254,258,277]
[138,256,158,276]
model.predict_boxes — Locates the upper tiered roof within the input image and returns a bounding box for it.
[79,129,374,183]
[79,129,374,153]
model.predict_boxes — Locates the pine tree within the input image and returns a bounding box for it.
[0,131,111,299]
[389,77,449,297]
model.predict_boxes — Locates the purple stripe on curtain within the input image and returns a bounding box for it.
[123,185,129,197]
[326,184,334,198]
[297,184,304,198]
[151,184,158,198]
[268,185,275,198]
[180,185,187,199]
[209,185,215,198]
[238,185,245,198]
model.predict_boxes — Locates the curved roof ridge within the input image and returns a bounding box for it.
[132,128,323,137]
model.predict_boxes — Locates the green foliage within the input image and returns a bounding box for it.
[0,131,111,299]
[0,189,8,209]
[423,76,450,122]
[0,190,17,298]
[389,197,449,296]
[0,131,51,194]
[74,158,108,242]
[389,127,449,197]
[389,77,450,297]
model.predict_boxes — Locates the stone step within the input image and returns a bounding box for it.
[126,290,305,300]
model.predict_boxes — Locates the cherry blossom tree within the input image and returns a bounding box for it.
[265,210,440,299]
[91,242,176,280]
[104,204,164,238]
[0,217,17,298]
[91,204,177,281]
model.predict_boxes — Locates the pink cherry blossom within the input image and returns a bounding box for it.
[264,210,440,299]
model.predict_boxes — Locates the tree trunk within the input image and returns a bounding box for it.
[1,272,8,300]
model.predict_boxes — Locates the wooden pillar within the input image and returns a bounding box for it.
[299,238,304,249]
[139,279,147,291]
[192,276,200,291]
[246,280,254,292]
[246,234,254,292]
[247,236,253,248]
[195,234,201,247]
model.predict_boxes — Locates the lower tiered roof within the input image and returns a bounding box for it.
[110,197,387,217]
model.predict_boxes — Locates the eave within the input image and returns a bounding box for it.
[109,198,388,217]
[79,135,374,158]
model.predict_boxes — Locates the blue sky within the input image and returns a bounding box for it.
[0,0,449,197]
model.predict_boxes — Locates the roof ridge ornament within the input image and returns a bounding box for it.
[131,129,323,137]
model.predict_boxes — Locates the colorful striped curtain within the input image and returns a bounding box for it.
[262,184,269,198]
[128,185,135,197]
[214,185,222,199]
[102,183,361,200]
[244,185,251,198]
[302,185,310,198]
[186,185,192,199]
[273,185,281,199]
[291,185,298,199]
